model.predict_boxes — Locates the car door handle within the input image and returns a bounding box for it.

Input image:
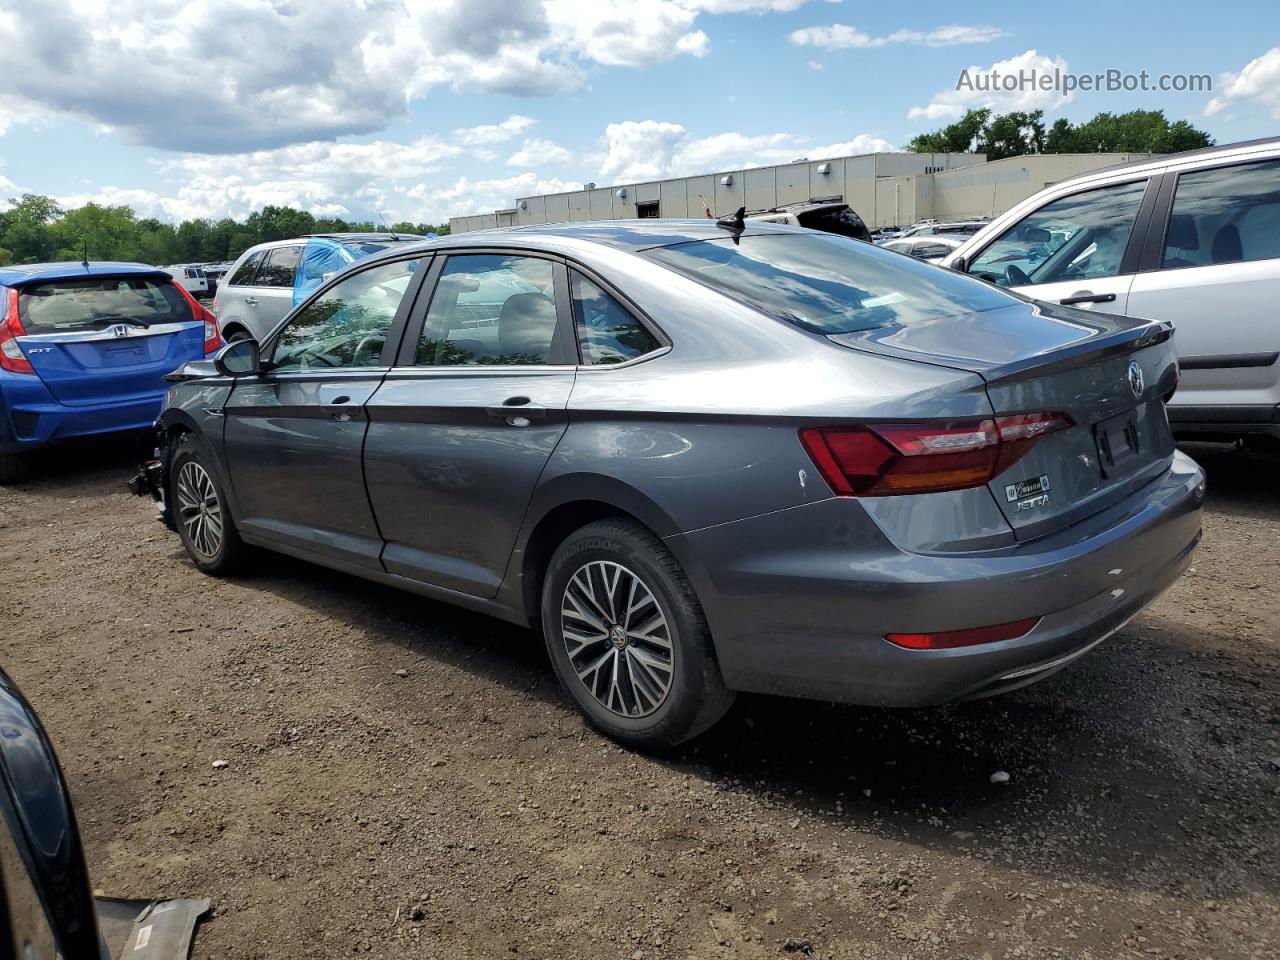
[244,297,258,307]
[486,398,548,424]
[1059,292,1116,306]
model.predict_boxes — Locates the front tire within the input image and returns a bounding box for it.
[0,452,31,485]
[170,434,246,575]
[541,518,735,749]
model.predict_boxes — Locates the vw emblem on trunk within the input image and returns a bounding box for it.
[109,324,131,339]
[1127,360,1144,399]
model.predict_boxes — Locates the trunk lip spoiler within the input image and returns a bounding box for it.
[826,316,1175,386]
[978,318,1174,386]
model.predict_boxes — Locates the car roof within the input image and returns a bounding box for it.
[303,232,430,242]
[0,261,169,286]
[1050,135,1280,185]
[412,218,805,254]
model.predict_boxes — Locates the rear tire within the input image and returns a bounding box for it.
[541,518,735,749]
[169,434,247,575]
[0,452,31,485]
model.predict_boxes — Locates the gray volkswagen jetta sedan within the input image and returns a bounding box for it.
[134,219,1205,748]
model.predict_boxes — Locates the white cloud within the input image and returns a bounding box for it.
[807,60,824,71]
[507,138,574,167]
[1206,47,1280,119]
[0,0,812,153]
[789,23,1006,49]
[453,115,538,146]
[596,120,892,181]
[811,134,896,156]
[907,49,1073,122]
[409,173,584,220]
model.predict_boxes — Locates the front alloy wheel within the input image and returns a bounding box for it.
[176,460,223,561]
[561,560,674,718]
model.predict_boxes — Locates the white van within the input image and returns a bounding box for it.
[165,264,209,298]
[944,137,1280,446]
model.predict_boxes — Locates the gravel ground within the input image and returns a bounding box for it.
[1,439,1277,960]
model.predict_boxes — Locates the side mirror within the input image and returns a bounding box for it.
[950,256,967,273]
[214,338,261,376]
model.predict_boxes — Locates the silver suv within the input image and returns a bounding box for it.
[944,137,1280,446]
[216,233,425,342]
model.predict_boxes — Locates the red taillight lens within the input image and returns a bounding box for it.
[0,287,35,375]
[800,412,1072,497]
[170,281,222,354]
[886,617,1040,650]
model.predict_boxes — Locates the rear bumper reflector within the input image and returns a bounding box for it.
[886,617,1040,650]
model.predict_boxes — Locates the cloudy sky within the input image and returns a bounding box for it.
[0,0,1277,226]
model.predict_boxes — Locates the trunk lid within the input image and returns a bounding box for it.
[14,274,206,406]
[829,300,1180,540]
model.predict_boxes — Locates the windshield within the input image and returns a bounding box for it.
[17,276,192,332]
[646,233,1014,334]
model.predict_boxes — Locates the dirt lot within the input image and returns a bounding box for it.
[1,440,1277,959]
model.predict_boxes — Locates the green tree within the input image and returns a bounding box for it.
[913,108,1213,160]
[908,109,990,153]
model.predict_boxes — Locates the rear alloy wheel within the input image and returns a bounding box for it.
[170,435,246,575]
[542,519,734,749]
[561,560,675,718]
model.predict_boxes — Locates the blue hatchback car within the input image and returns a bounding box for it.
[0,261,221,482]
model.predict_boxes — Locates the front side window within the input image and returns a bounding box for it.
[227,251,264,286]
[271,258,421,372]
[1162,158,1280,269]
[416,254,561,366]
[257,245,304,288]
[646,232,1013,336]
[570,271,660,365]
[968,179,1148,287]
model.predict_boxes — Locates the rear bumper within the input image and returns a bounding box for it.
[669,451,1205,707]
[0,377,164,453]
[1168,402,1280,441]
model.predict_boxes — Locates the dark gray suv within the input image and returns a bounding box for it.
[135,220,1205,748]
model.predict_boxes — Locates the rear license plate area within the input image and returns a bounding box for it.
[1094,410,1141,477]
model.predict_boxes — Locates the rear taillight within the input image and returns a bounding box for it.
[799,412,1072,497]
[171,282,222,354]
[886,617,1040,650]
[0,287,35,375]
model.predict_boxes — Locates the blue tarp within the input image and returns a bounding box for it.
[292,234,437,306]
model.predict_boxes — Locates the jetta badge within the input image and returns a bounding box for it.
[109,323,131,339]
[1127,360,1144,398]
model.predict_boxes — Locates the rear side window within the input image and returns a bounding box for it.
[570,271,660,365]
[647,233,1013,335]
[227,251,264,286]
[416,254,561,366]
[17,277,192,333]
[1162,158,1280,269]
[257,245,303,288]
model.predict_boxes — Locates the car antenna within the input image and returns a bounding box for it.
[376,211,400,241]
[81,239,89,268]
[716,206,746,232]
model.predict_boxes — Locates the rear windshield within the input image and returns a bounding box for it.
[341,240,398,257]
[646,233,1013,335]
[18,277,193,333]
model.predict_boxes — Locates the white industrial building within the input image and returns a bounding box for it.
[449,151,1152,234]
